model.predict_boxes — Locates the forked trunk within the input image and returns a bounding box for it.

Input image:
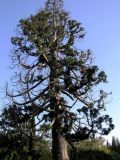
[52,122,69,160]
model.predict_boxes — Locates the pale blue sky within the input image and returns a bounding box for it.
[0,0,120,141]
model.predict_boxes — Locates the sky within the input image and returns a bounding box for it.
[0,0,120,142]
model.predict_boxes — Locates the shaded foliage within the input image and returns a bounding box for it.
[7,0,114,141]
[5,0,114,159]
[107,136,120,154]
[0,105,52,160]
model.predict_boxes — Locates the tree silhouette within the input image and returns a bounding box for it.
[6,0,114,159]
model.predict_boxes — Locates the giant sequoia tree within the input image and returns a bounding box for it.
[7,0,114,159]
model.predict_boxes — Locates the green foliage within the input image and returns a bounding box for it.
[69,138,120,160]
[109,136,120,154]
[0,131,52,160]
[8,0,114,142]
[0,106,52,160]
[5,0,114,159]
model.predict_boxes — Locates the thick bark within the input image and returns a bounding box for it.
[52,121,69,160]
[50,4,69,158]
[28,117,35,159]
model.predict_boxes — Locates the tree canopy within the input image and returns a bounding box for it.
[6,0,114,159]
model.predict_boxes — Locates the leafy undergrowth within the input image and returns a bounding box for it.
[69,139,120,160]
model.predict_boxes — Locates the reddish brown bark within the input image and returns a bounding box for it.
[52,121,69,160]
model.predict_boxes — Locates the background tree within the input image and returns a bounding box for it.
[0,104,52,160]
[109,136,120,154]
[6,0,114,159]
[69,138,120,160]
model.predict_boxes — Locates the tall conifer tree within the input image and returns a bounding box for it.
[7,0,114,159]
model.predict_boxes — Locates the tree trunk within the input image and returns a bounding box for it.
[52,122,69,160]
